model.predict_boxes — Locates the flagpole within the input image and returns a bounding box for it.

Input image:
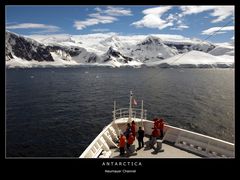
[141,100,144,130]
[128,91,132,123]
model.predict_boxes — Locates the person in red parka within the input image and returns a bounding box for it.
[127,132,135,149]
[131,120,136,138]
[159,118,165,139]
[150,127,160,147]
[118,133,126,156]
[153,117,158,124]
[154,118,161,129]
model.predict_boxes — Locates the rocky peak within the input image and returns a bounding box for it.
[106,46,122,57]
[140,35,164,46]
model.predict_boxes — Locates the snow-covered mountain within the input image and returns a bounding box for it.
[5,31,102,67]
[208,43,234,56]
[128,36,178,62]
[5,31,234,68]
[6,31,54,62]
[164,39,215,54]
[99,35,124,49]
[146,50,234,68]
[103,46,132,63]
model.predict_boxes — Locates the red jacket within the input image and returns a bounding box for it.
[119,135,126,147]
[131,124,136,136]
[159,122,164,130]
[152,128,160,137]
[154,120,161,129]
[127,134,135,145]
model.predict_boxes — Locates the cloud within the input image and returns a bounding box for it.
[132,14,173,29]
[132,7,190,31]
[142,6,172,15]
[171,25,189,31]
[131,6,173,30]
[74,6,132,30]
[210,6,234,23]
[74,19,100,30]
[6,23,60,32]
[180,6,234,23]
[96,6,132,16]
[180,6,213,15]
[74,14,117,30]
[88,13,117,23]
[201,26,234,35]
[167,14,189,31]
[178,25,189,29]
[91,28,110,32]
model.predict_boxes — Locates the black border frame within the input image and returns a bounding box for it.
[2,0,239,176]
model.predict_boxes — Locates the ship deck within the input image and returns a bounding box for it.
[110,136,201,158]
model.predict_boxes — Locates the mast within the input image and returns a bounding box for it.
[113,100,120,136]
[113,100,116,122]
[141,100,144,129]
[128,91,133,123]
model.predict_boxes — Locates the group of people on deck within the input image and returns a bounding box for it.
[118,120,145,156]
[118,117,165,156]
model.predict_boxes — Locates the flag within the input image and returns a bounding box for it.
[132,98,137,106]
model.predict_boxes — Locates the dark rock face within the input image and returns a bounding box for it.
[164,42,216,53]
[123,56,133,62]
[103,56,111,62]
[140,36,164,46]
[87,53,98,63]
[192,44,215,52]
[107,46,122,58]
[5,31,84,62]
[6,31,54,62]
[165,43,192,51]
[5,46,13,61]
[46,45,82,57]
[104,46,133,63]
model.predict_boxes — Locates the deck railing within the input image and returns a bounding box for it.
[143,120,235,157]
[112,108,147,120]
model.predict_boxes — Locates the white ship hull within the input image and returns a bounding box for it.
[80,116,234,158]
[80,92,234,158]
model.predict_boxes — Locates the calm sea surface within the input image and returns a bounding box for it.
[6,67,234,157]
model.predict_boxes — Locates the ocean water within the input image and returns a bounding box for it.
[6,67,234,157]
